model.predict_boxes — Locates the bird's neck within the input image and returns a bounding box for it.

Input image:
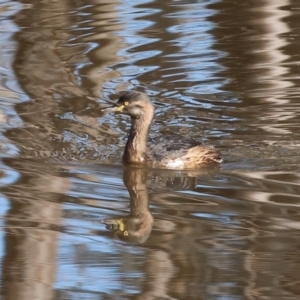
[123,113,153,163]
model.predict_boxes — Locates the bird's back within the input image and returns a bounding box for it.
[146,135,222,169]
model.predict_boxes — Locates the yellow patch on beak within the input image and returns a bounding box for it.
[116,104,125,112]
[117,219,125,231]
[101,104,126,113]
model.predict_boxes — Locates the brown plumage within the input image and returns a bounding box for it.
[102,91,222,169]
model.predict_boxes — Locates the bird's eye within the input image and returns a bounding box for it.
[124,101,129,106]
[123,230,129,236]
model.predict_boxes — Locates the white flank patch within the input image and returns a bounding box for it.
[164,159,184,169]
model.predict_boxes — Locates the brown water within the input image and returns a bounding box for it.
[1,0,300,299]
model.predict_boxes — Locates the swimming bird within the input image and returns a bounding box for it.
[102,91,222,169]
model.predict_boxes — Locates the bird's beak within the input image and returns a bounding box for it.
[101,104,125,113]
[101,217,125,231]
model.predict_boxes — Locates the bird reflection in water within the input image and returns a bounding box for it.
[102,166,220,244]
[102,166,154,244]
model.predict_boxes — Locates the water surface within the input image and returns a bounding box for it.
[1,0,300,299]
